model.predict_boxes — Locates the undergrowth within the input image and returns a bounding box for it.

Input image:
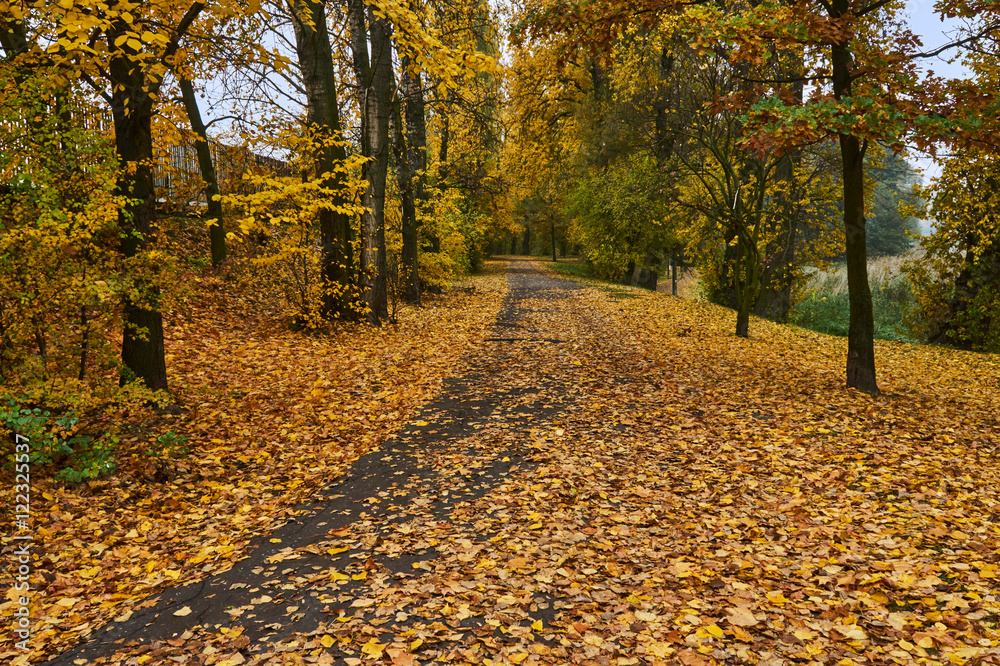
[791,256,917,342]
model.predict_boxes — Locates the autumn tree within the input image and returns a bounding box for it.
[521,0,1000,393]
[0,71,124,387]
[0,1,241,389]
[289,0,356,318]
[908,149,1000,352]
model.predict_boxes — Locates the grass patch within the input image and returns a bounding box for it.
[791,255,917,342]
[549,259,594,280]
[599,287,641,300]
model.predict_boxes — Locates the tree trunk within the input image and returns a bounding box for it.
[291,0,354,318]
[671,252,678,296]
[840,133,877,393]
[110,27,167,391]
[551,219,557,262]
[832,0,878,394]
[178,77,226,266]
[654,46,677,165]
[521,224,531,255]
[390,70,420,306]
[348,0,391,323]
[735,236,757,338]
[400,56,425,304]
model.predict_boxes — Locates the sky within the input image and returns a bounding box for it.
[906,0,972,80]
[904,0,974,188]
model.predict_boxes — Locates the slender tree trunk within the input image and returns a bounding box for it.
[551,219,557,262]
[291,0,353,318]
[428,87,451,254]
[390,74,420,306]
[654,46,677,165]
[839,134,877,392]
[671,252,678,296]
[399,55,425,304]
[348,0,391,323]
[178,77,226,266]
[832,0,878,394]
[110,26,167,390]
[735,236,751,338]
[78,304,89,381]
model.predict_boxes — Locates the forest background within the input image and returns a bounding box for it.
[0,0,999,490]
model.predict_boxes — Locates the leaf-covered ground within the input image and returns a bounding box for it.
[8,258,1000,665]
[1,270,505,664]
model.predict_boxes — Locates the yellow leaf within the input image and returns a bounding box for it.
[320,635,335,648]
[840,626,867,641]
[414,420,429,426]
[532,619,543,631]
[173,606,193,617]
[510,653,528,664]
[766,590,788,606]
[360,638,385,657]
[706,625,724,638]
[126,38,142,51]
[411,638,423,651]
[731,626,753,642]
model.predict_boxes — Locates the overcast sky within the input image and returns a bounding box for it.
[904,0,974,200]
[906,0,971,80]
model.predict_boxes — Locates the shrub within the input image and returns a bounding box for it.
[0,396,116,482]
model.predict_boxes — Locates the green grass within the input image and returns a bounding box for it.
[548,260,640,299]
[549,259,594,280]
[790,257,917,342]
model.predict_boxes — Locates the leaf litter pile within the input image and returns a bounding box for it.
[8,259,1000,666]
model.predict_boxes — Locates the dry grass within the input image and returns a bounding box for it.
[801,253,918,296]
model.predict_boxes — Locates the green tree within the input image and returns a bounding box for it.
[867,151,921,258]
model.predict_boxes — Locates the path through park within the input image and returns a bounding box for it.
[36,259,1000,665]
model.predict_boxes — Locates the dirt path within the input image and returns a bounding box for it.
[46,258,645,665]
